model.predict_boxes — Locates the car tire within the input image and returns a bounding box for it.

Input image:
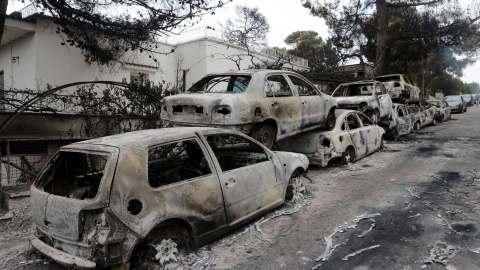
[341,147,355,164]
[432,118,437,126]
[252,123,276,149]
[325,112,336,131]
[285,177,306,203]
[380,136,385,149]
[414,121,421,131]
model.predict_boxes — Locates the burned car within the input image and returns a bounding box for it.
[380,103,416,139]
[374,74,421,103]
[426,99,451,122]
[409,100,438,129]
[444,95,466,113]
[30,128,309,269]
[276,110,385,167]
[331,80,393,123]
[161,70,338,149]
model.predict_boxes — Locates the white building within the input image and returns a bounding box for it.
[1,5,308,93]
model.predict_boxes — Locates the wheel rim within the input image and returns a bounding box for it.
[258,126,274,148]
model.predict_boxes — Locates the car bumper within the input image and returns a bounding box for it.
[167,120,254,133]
[30,237,96,269]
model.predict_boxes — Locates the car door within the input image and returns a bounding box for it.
[375,82,393,118]
[346,113,367,159]
[396,105,410,135]
[357,113,378,154]
[287,75,325,129]
[199,132,282,226]
[264,75,302,136]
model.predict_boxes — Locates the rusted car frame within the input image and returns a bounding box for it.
[30,127,309,269]
[374,74,421,103]
[380,103,416,139]
[161,70,337,148]
[409,100,438,129]
[426,100,451,122]
[276,110,385,167]
[331,80,393,123]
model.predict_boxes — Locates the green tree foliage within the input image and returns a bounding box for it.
[302,0,480,76]
[284,30,339,72]
[2,0,231,65]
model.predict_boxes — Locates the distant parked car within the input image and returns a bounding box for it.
[161,70,338,148]
[409,100,438,129]
[374,74,421,103]
[426,100,451,122]
[444,95,466,113]
[380,103,416,139]
[331,80,393,123]
[30,128,309,269]
[461,94,474,107]
[276,110,385,167]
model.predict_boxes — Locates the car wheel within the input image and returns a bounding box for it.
[252,123,276,149]
[432,118,437,126]
[285,177,306,203]
[388,128,399,140]
[325,112,336,131]
[413,121,420,131]
[341,147,355,165]
[134,231,191,269]
[380,136,385,149]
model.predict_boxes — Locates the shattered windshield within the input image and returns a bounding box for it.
[375,76,400,82]
[35,151,109,200]
[187,75,251,93]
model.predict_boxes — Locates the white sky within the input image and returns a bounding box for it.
[7,0,479,84]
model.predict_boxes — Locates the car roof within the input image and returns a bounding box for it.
[65,127,227,150]
[374,74,402,78]
[338,80,378,86]
[204,69,303,77]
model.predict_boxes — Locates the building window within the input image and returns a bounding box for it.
[130,72,150,85]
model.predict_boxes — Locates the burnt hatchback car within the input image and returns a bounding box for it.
[276,110,385,167]
[30,128,309,269]
[161,70,338,148]
[331,80,393,123]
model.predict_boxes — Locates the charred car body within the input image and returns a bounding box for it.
[444,95,466,113]
[380,103,416,139]
[374,74,421,103]
[161,70,337,149]
[409,100,438,129]
[30,128,309,269]
[331,80,393,123]
[276,110,385,167]
[426,100,451,122]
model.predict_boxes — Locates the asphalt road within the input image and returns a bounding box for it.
[1,106,480,270]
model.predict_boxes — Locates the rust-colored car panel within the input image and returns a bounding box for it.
[30,127,309,269]
[331,80,393,123]
[276,110,385,166]
[161,70,337,143]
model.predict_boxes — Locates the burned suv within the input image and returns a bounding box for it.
[161,70,337,148]
[30,128,308,269]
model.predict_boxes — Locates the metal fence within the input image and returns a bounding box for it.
[0,139,85,187]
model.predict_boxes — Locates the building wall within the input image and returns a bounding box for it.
[0,32,36,90]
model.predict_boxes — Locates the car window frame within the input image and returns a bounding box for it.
[264,74,295,97]
[286,75,320,97]
[146,136,216,189]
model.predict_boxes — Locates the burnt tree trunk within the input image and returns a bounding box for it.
[374,0,388,77]
[0,0,8,45]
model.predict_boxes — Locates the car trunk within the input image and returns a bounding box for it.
[163,94,228,124]
[31,145,119,242]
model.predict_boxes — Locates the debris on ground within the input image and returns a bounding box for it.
[245,217,273,246]
[357,219,376,238]
[425,242,460,266]
[341,244,380,261]
[423,172,447,182]
[154,239,178,268]
[408,213,421,219]
[406,187,420,199]
[311,213,381,269]
[437,214,453,231]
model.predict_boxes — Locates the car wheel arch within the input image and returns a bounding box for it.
[140,218,197,246]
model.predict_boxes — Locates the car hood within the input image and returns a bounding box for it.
[446,101,461,106]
